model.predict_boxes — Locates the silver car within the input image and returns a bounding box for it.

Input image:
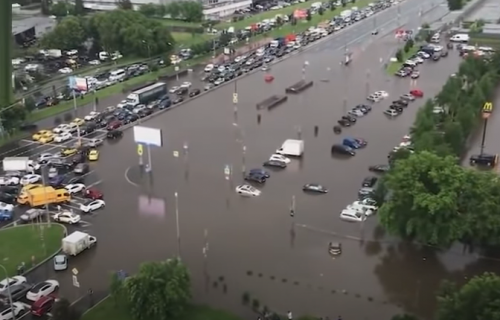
[53,255,68,271]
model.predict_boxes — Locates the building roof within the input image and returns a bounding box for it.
[12,16,56,36]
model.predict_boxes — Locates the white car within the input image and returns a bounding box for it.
[80,199,106,213]
[204,64,214,72]
[235,184,261,197]
[20,174,41,185]
[374,90,388,98]
[352,200,378,212]
[84,111,100,121]
[348,109,364,117]
[0,302,25,320]
[87,138,103,148]
[65,183,86,195]
[400,94,415,101]
[53,211,81,224]
[133,105,146,114]
[340,209,366,222]
[180,81,191,88]
[53,124,70,133]
[27,160,41,172]
[58,67,72,74]
[54,131,73,143]
[218,65,226,72]
[0,176,19,186]
[0,276,27,293]
[117,100,128,108]
[367,94,383,102]
[417,51,430,59]
[269,154,291,163]
[169,86,180,94]
[384,109,399,117]
[37,153,54,162]
[234,56,243,63]
[26,280,59,301]
[89,59,100,65]
[346,204,375,216]
[0,202,14,213]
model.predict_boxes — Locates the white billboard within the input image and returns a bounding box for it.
[133,126,163,147]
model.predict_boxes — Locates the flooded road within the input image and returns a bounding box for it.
[7,1,497,319]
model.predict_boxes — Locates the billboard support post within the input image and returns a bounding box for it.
[480,102,493,155]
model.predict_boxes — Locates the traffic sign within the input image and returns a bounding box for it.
[173,151,179,157]
[224,165,231,176]
[72,275,80,288]
[137,144,143,156]
[233,93,238,104]
[482,102,493,119]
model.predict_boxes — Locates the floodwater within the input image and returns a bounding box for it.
[8,2,500,319]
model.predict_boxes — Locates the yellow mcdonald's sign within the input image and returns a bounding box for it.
[137,144,143,156]
[483,102,493,113]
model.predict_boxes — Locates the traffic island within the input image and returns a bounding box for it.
[0,224,66,275]
[256,95,288,110]
[285,80,314,94]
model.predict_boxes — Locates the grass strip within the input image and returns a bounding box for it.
[386,46,419,74]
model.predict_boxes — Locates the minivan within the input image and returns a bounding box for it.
[450,34,469,43]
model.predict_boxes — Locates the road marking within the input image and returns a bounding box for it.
[86,179,103,188]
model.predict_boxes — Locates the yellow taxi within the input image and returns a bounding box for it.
[61,147,78,156]
[88,149,99,161]
[32,130,51,141]
[39,132,55,144]
[71,118,85,126]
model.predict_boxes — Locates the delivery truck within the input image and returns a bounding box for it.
[62,231,97,256]
[17,186,70,207]
[276,139,304,157]
[125,82,167,106]
[3,157,29,171]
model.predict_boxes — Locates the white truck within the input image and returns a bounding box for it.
[62,231,97,256]
[3,157,29,171]
[276,139,304,157]
[125,82,168,106]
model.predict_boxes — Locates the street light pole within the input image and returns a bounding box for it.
[174,192,181,259]
[0,265,15,320]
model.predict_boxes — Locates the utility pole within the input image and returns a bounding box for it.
[174,192,181,259]
[480,102,493,154]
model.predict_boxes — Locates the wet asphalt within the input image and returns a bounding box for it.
[7,1,499,320]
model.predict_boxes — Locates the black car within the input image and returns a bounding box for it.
[369,164,390,173]
[74,163,90,174]
[244,173,266,183]
[0,186,20,195]
[342,115,356,123]
[189,89,201,97]
[393,99,408,107]
[331,144,355,156]
[355,104,371,112]
[173,97,184,104]
[263,160,287,168]
[80,123,97,135]
[362,176,378,188]
[302,183,328,193]
[0,192,16,204]
[432,54,440,61]
[470,153,498,167]
[176,87,188,95]
[440,50,448,57]
[107,130,123,139]
[72,153,86,164]
[0,283,32,301]
[138,108,153,118]
[337,119,351,127]
[389,104,403,112]
[62,174,84,185]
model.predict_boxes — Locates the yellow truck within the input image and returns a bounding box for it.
[17,186,70,207]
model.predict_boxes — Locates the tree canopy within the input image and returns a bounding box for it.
[110,259,191,320]
[377,53,500,247]
[436,272,500,320]
[40,10,175,57]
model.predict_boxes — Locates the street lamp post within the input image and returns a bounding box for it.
[174,192,181,259]
[0,265,15,320]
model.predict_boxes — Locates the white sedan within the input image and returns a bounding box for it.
[169,86,180,94]
[180,81,192,88]
[53,124,70,134]
[80,199,105,213]
[54,131,73,143]
[65,183,86,195]
[26,280,59,301]
[37,153,54,162]
[0,302,25,320]
[86,138,103,148]
[0,176,20,186]
[0,276,27,293]
[27,160,40,172]
[235,184,261,197]
[352,200,378,212]
[269,154,291,164]
[374,90,389,98]
[20,174,41,185]
[53,211,81,224]
[84,111,100,121]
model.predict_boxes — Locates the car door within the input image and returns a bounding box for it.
[39,283,52,296]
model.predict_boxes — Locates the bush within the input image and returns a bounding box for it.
[404,42,410,53]
[395,49,403,62]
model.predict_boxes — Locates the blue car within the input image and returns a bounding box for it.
[249,168,270,178]
[0,211,13,221]
[49,175,65,187]
[343,138,361,149]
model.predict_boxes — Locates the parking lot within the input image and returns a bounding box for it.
[4,0,486,318]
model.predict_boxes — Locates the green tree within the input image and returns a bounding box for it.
[120,259,191,320]
[51,298,80,320]
[306,11,312,21]
[165,1,182,19]
[330,2,336,11]
[179,1,204,22]
[1,104,27,135]
[395,49,403,62]
[74,0,85,15]
[437,273,500,320]
[117,0,133,10]
[41,0,51,15]
[139,3,158,18]
[51,1,73,16]
[378,151,467,247]
[318,7,324,15]
[40,16,87,50]
[403,41,411,53]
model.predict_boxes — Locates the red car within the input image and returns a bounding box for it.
[85,188,103,200]
[31,296,55,316]
[410,89,424,97]
[106,120,122,130]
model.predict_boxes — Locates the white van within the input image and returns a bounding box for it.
[450,34,469,43]
[108,69,126,82]
[276,139,304,157]
[431,33,440,43]
[311,2,322,9]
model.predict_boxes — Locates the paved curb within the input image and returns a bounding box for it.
[0,223,68,276]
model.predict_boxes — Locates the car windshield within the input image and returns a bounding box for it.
[55,256,66,264]
[31,282,46,293]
